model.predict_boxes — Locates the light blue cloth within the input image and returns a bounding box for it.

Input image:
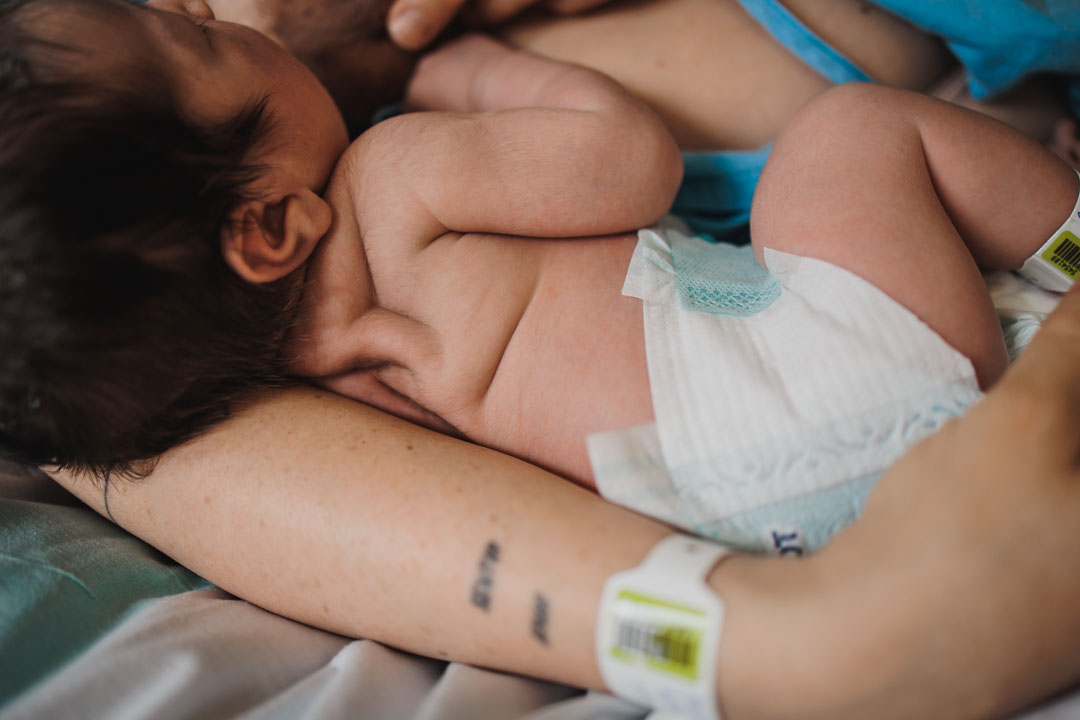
[671,232,780,316]
[673,145,771,243]
[735,0,874,86]
[873,0,1080,114]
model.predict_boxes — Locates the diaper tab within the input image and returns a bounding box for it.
[624,225,781,318]
[671,235,780,317]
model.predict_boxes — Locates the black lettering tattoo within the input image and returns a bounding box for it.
[531,593,550,645]
[470,541,501,611]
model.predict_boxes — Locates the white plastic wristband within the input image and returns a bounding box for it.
[596,534,731,720]
[1018,170,1080,293]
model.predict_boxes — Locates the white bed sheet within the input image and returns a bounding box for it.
[3,585,1079,720]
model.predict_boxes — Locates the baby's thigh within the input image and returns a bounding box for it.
[750,84,1007,387]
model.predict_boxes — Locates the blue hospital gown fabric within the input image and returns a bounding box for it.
[873,0,1080,112]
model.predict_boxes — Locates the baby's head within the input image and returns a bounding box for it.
[0,0,350,476]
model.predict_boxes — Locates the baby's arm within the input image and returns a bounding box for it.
[352,35,682,243]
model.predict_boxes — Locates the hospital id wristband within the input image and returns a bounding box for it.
[596,534,731,720]
[1018,170,1080,293]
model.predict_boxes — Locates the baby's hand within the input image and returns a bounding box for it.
[388,0,615,51]
[1050,117,1080,171]
[405,34,513,111]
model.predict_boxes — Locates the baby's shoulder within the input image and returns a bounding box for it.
[338,115,430,179]
[323,119,454,255]
[327,129,382,193]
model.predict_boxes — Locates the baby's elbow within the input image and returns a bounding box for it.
[621,115,683,226]
[653,128,684,213]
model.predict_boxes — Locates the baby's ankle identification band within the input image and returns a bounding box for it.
[1018,170,1080,293]
[596,534,730,720]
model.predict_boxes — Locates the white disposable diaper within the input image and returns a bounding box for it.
[586,223,983,554]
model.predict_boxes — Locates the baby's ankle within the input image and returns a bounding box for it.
[1017,166,1080,292]
[1049,117,1080,171]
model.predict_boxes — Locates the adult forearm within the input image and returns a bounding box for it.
[712,512,1073,720]
[736,386,1080,720]
[50,386,854,712]
[51,371,1080,719]
[53,387,670,688]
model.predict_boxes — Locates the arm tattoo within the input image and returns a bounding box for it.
[531,592,550,645]
[470,541,501,611]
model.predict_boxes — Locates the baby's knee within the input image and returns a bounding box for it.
[780,84,917,154]
[807,82,918,120]
[751,84,922,255]
[776,84,926,157]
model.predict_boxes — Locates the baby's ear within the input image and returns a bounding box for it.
[221,189,332,283]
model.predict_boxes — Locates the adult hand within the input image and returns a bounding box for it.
[388,0,614,51]
[205,0,281,43]
[805,281,1080,719]
[208,0,416,133]
[209,0,386,51]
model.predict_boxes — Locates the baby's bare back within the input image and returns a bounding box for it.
[290,37,692,485]
[294,218,655,487]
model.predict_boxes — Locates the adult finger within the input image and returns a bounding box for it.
[147,0,216,20]
[388,0,469,50]
[465,0,541,25]
[544,0,613,15]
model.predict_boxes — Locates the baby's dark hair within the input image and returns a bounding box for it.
[0,0,300,477]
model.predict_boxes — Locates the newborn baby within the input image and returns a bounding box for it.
[4,0,1077,555]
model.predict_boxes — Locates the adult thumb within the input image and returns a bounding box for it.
[388,0,468,50]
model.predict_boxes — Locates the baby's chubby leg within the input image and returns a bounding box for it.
[751,83,1080,388]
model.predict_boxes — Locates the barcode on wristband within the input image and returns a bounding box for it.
[608,590,706,680]
[1041,231,1080,279]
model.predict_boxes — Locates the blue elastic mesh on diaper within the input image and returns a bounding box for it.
[671,235,781,317]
